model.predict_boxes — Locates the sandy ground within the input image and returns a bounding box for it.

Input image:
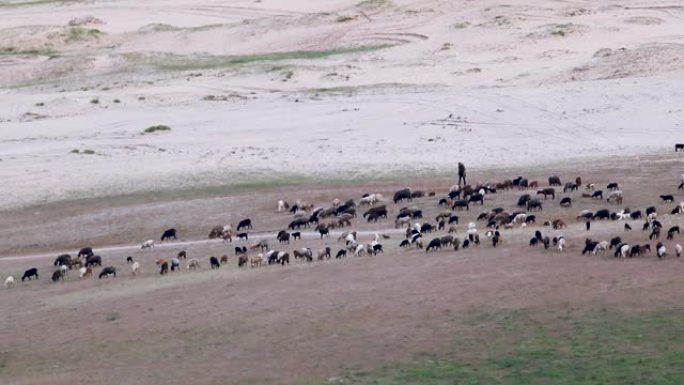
[1,1,684,384]
[0,0,683,209]
[1,156,684,384]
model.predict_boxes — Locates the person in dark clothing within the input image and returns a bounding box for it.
[458,162,466,186]
[586,220,591,231]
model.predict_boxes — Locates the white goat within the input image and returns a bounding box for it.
[557,237,566,252]
[619,244,630,258]
[131,261,140,275]
[141,239,155,249]
[4,276,15,289]
[187,259,200,270]
[593,241,610,255]
[675,244,682,257]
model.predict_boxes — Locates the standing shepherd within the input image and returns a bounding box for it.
[586,220,591,232]
[458,162,466,186]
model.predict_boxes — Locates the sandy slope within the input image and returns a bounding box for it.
[0,0,683,209]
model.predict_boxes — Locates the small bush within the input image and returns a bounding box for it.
[90,98,99,104]
[336,15,357,23]
[71,149,96,155]
[144,125,171,134]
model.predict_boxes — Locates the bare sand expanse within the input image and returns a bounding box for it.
[1,0,683,209]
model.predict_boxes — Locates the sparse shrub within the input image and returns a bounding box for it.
[66,27,102,43]
[90,98,99,104]
[336,15,357,23]
[144,125,171,134]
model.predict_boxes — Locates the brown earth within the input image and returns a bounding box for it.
[1,154,683,385]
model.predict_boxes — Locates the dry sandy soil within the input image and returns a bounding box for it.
[0,0,682,209]
[1,155,684,384]
[1,0,684,384]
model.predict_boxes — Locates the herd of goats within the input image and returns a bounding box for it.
[4,173,684,289]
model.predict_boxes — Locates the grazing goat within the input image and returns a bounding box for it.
[675,244,682,257]
[141,239,155,249]
[78,247,94,258]
[537,188,555,200]
[4,276,15,289]
[161,228,177,241]
[667,226,680,240]
[548,176,561,186]
[277,230,291,244]
[85,255,102,267]
[426,238,442,252]
[559,197,572,207]
[98,267,117,279]
[54,254,71,267]
[51,269,64,282]
[660,194,674,203]
[527,199,543,211]
[131,262,140,275]
[606,190,623,204]
[552,219,566,229]
[157,260,169,275]
[209,256,220,269]
[79,267,92,279]
[250,254,263,267]
[237,218,253,231]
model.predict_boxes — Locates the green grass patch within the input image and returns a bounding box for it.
[124,45,392,72]
[307,309,684,385]
[71,149,95,155]
[0,46,56,56]
[143,125,171,134]
[0,0,81,7]
[142,23,227,33]
[65,27,102,42]
[357,0,390,9]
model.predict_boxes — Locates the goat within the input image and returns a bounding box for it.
[98,266,117,279]
[160,228,177,241]
[188,259,201,270]
[79,267,92,278]
[237,218,253,231]
[210,256,220,269]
